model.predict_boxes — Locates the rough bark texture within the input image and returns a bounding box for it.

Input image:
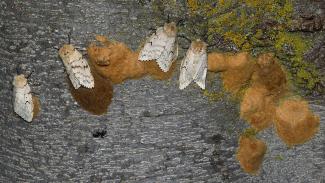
[0,0,324,182]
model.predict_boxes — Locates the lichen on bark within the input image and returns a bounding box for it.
[184,0,323,94]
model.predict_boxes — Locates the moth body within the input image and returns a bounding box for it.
[139,22,178,72]
[179,39,207,90]
[13,75,34,122]
[59,44,94,89]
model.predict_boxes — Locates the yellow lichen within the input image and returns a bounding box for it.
[241,128,258,138]
[186,0,321,92]
[203,90,225,102]
[187,0,199,12]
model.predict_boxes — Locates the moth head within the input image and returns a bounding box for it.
[191,39,207,53]
[164,22,177,37]
[59,44,76,63]
[13,74,27,88]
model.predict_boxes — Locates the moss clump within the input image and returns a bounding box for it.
[205,0,294,51]
[203,89,225,102]
[241,128,258,138]
[275,32,320,90]
[186,0,322,93]
[274,154,284,161]
[187,0,199,12]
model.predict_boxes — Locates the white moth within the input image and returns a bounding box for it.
[13,74,35,122]
[59,44,94,89]
[179,39,207,90]
[139,22,178,72]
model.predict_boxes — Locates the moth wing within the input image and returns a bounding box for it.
[173,42,179,61]
[14,85,34,122]
[156,37,177,72]
[139,27,167,61]
[179,50,195,90]
[66,64,80,89]
[193,52,208,89]
[70,58,95,89]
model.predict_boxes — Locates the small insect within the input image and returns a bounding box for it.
[179,39,208,90]
[138,22,178,72]
[13,74,36,122]
[92,129,107,138]
[58,44,94,89]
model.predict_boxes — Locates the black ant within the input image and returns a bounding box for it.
[92,129,107,138]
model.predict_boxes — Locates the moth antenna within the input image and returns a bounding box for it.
[68,34,71,45]
[31,80,42,87]
[26,70,34,79]
[149,27,157,32]
[176,19,185,26]
[31,91,40,96]
[207,44,216,48]
[82,52,88,58]
[74,46,86,56]
[181,45,190,50]
[207,36,222,48]
[15,61,23,75]
[201,31,209,43]
[15,63,23,75]
[52,46,60,51]
[177,34,191,44]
